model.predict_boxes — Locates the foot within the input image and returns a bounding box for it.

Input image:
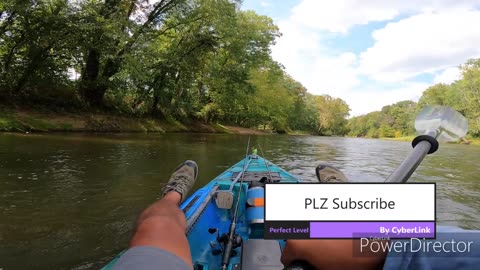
[161,160,198,203]
[315,164,348,182]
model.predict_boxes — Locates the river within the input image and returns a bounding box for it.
[0,133,479,269]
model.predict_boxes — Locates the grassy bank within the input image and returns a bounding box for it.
[380,136,415,142]
[464,138,480,145]
[0,108,268,135]
[287,130,315,136]
[379,136,480,146]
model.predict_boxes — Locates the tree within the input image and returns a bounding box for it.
[458,59,480,136]
[0,0,77,99]
[347,58,480,139]
[195,9,281,124]
[245,62,295,132]
[1,1,409,138]
[77,0,188,107]
[314,95,350,135]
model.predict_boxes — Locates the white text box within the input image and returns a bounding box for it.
[265,183,435,221]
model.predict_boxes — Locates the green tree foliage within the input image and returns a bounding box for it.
[314,95,350,135]
[0,0,78,101]
[458,59,480,136]
[348,101,416,138]
[0,0,351,134]
[77,0,191,106]
[244,62,300,133]
[348,58,480,138]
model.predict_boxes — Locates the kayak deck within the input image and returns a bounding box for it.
[103,155,302,270]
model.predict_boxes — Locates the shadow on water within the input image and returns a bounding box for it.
[0,133,479,269]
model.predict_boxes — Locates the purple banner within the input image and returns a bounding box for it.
[310,221,435,239]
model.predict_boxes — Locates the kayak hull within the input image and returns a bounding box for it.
[103,155,303,270]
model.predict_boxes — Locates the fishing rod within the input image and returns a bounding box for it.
[258,144,273,183]
[220,136,251,270]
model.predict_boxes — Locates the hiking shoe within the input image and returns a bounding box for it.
[162,160,198,203]
[315,164,348,182]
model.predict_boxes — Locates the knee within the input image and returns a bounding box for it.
[131,216,187,248]
[139,202,187,228]
[138,212,187,233]
[139,216,177,230]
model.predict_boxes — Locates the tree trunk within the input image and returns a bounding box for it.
[79,49,106,106]
[13,45,51,94]
[78,0,181,107]
[151,91,166,119]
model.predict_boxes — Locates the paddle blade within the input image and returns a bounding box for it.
[415,106,468,142]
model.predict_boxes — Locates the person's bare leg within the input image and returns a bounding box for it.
[127,160,198,267]
[130,191,192,266]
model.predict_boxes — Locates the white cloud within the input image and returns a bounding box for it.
[288,0,477,33]
[308,52,359,94]
[271,20,324,87]
[260,1,271,7]
[289,0,398,33]
[345,83,430,116]
[272,19,361,104]
[359,9,480,82]
[268,0,480,115]
[434,67,462,84]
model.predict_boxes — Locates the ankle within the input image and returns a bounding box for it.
[163,191,182,205]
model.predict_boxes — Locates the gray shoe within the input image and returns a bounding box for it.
[315,164,348,182]
[162,160,198,203]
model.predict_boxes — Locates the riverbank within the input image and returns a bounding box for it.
[380,136,480,146]
[0,108,270,135]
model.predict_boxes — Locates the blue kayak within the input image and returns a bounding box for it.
[103,155,303,270]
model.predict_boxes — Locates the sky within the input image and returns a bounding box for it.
[241,0,480,116]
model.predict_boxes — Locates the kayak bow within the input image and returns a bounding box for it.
[103,155,302,270]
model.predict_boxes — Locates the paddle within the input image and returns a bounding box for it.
[289,106,468,270]
[385,105,468,183]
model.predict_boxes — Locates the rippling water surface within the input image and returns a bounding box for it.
[0,133,479,269]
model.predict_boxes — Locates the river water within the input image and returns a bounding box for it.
[0,133,479,269]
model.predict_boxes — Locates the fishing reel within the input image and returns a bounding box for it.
[208,228,243,256]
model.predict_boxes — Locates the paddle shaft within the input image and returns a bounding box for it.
[385,134,440,183]
[385,141,430,183]
[286,140,435,270]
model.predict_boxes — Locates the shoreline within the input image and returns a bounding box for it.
[0,109,271,135]
[1,109,478,145]
[379,136,480,146]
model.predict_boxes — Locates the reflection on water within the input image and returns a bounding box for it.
[0,133,479,269]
